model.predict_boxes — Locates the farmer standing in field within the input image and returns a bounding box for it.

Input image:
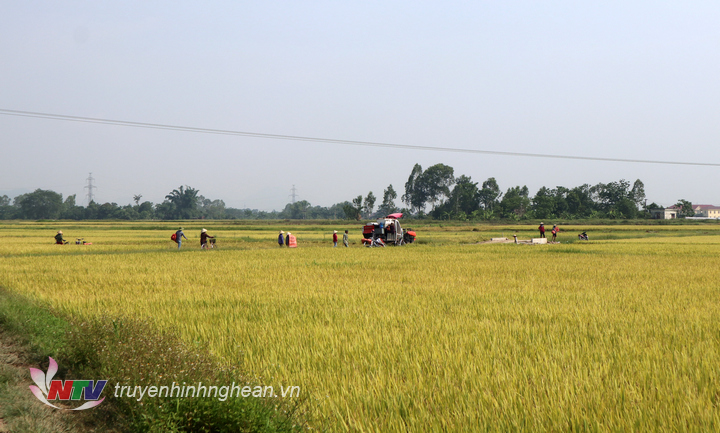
[200,228,214,249]
[278,230,285,247]
[175,227,188,250]
[538,222,545,238]
[343,230,349,247]
[551,224,559,242]
[333,230,338,247]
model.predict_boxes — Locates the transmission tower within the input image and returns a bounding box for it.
[290,185,297,204]
[84,173,97,204]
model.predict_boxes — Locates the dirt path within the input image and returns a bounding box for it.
[0,330,78,433]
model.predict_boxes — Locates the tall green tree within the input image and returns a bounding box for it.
[208,200,227,219]
[280,200,311,219]
[630,179,646,207]
[0,195,16,219]
[500,186,530,219]
[421,163,455,210]
[378,185,398,216]
[595,179,632,213]
[343,195,363,220]
[96,202,122,219]
[84,200,99,219]
[402,163,455,214]
[551,187,569,217]
[364,191,376,218]
[531,187,555,219]
[14,189,63,219]
[342,204,356,220]
[60,194,84,220]
[198,196,226,219]
[479,178,502,211]
[402,164,426,214]
[566,184,595,218]
[165,186,200,219]
[449,175,480,215]
[136,201,153,219]
[594,179,644,218]
[616,198,638,219]
[154,201,176,220]
[675,199,694,217]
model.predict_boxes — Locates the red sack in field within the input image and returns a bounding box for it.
[171,233,177,242]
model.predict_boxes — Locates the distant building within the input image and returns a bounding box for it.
[650,206,680,219]
[693,204,720,218]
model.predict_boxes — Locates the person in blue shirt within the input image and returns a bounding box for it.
[176,227,188,250]
[278,230,285,247]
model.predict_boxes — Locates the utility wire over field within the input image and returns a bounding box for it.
[1,108,719,167]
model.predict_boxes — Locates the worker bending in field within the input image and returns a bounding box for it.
[54,231,67,245]
[200,228,214,249]
[278,230,285,247]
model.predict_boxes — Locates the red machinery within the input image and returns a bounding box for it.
[362,213,416,246]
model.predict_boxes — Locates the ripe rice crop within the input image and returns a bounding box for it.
[1,222,719,431]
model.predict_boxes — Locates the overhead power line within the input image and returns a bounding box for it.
[1,108,718,167]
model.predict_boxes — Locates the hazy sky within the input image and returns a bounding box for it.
[2,2,719,210]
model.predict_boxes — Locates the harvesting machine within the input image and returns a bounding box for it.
[362,213,416,246]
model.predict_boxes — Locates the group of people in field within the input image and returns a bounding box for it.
[277,230,298,248]
[54,227,211,249]
[56,227,342,250]
[276,229,349,248]
[173,227,215,250]
[538,222,560,242]
[332,230,349,247]
[56,224,576,249]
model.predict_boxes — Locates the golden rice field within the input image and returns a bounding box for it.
[1,221,720,431]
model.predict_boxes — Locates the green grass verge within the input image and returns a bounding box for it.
[0,288,308,433]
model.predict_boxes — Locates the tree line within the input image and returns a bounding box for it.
[0,186,354,221]
[0,164,693,220]
[343,163,693,221]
